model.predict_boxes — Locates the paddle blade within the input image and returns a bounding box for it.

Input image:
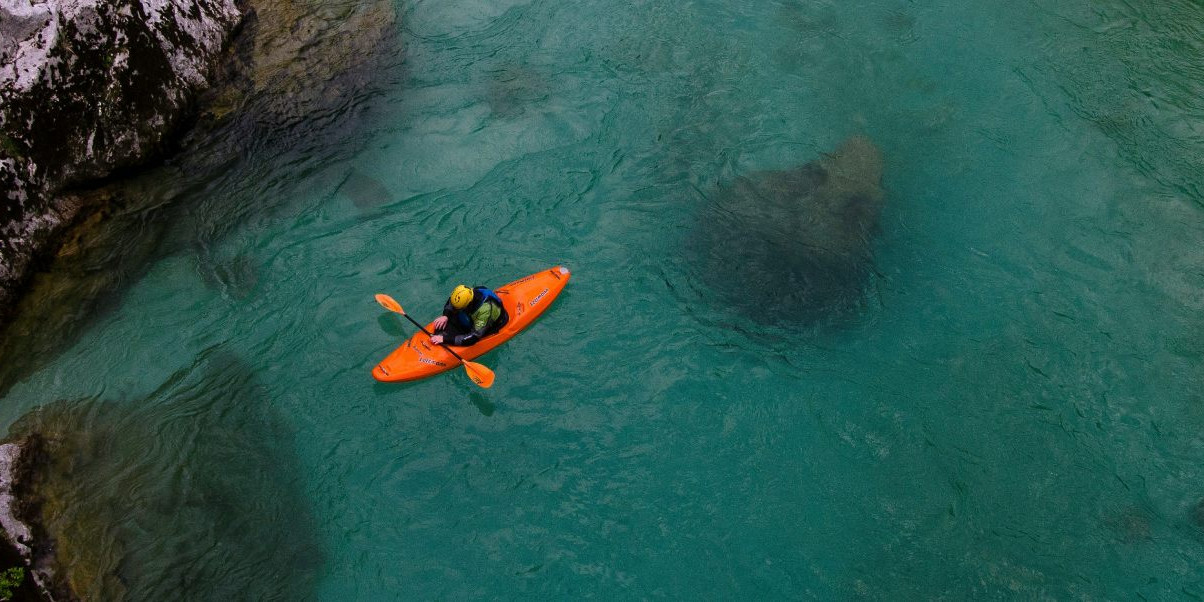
[462,360,495,388]
[375,293,404,314]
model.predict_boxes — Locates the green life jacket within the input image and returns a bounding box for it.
[454,287,504,332]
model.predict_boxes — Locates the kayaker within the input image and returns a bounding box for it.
[430,285,509,346]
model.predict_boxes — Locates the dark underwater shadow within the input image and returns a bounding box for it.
[377,313,408,337]
[468,391,496,417]
[194,247,261,300]
[485,64,550,119]
[687,135,887,329]
[338,168,394,211]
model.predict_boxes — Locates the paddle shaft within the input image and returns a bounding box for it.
[398,313,470,363]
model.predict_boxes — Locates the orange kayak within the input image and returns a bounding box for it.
[372,266,571,382]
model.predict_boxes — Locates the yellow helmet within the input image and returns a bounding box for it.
[450,285,474,309]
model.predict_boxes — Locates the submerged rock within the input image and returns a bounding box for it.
[0,348,322,600]
[485,65,548,119]
[197,0,398,132]
[338,168,392,210]
[689,135,886,325]
[1104,505,1152,543]
[194,245,260,300]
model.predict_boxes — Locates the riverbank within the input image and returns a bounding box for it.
[0,0,400,595]
[0,0,244,325]
[0,0,399,397]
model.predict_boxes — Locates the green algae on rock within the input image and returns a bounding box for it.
[195,0,399,132]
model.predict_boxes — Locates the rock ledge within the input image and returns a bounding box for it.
[0,0,243,321]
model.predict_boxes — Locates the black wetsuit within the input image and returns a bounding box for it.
[434,288,509,346]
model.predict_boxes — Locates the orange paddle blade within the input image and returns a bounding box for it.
[462,360,495,388]
[374,294,404,314]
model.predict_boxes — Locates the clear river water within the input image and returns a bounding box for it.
[3,0,1204,598]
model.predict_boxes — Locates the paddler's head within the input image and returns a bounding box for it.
[450,285,474,309]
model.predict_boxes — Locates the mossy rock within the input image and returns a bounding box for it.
[4,348,322,600]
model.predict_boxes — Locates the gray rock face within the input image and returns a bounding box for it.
[0,0,243,317]
[0,0,401,402]
[0,439,53,599]
[690,135,886,326]
[0,443,32,560]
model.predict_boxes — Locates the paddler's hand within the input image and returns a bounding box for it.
[430,334,444,345]
[432,316,448,330]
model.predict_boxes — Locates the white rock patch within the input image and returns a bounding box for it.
[0,442,31,558]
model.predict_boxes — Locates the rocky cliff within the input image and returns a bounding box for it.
[0,0,243,320]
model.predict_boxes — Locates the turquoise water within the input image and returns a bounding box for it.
[4,0,1204,597]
